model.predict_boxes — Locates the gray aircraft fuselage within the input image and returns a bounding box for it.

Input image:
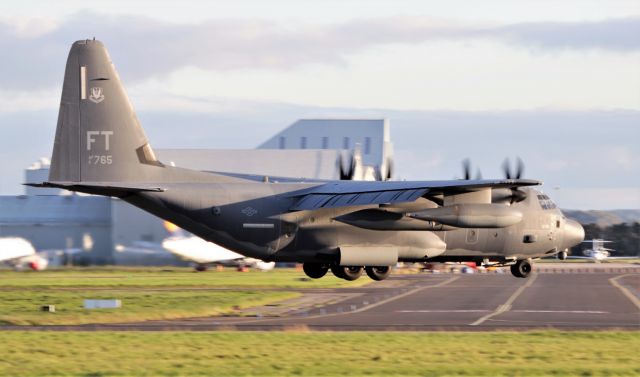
[126,182,582,265]
[32,39,585,280]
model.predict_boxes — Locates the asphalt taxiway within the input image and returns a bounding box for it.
[2,264,638,331]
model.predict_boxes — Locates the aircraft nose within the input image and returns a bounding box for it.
[564,219,585,249]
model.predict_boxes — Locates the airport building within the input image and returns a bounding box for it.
[0,119,393,265]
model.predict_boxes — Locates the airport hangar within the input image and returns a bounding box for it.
[0,119,393,265]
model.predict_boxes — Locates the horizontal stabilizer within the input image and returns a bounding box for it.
[25,181,165,197]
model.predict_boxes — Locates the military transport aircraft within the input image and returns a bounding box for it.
[28,40,585,280]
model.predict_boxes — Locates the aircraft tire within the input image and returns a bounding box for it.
[331,266,363,281]
[510,259,532,278]
[365,266,391,281]
[194,264,208,272]
[303,263,329,279]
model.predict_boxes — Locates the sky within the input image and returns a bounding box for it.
[0,0,638,209]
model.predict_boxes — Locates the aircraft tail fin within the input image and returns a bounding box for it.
[49,39,163,183]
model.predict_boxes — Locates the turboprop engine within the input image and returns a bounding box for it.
[411,203,523,228]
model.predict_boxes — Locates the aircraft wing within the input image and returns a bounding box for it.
[289,179,540,211]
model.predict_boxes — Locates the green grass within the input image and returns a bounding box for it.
[0,268,369,325]
[0,290,297,325]
[0,331,638,376]
[0,267,371,288]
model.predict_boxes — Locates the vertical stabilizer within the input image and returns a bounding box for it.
[49,39,162,183]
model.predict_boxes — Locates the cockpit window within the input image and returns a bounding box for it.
[537,194,557,210]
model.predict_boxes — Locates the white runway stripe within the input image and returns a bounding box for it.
[512,310,609,314]
[396,310,489,313]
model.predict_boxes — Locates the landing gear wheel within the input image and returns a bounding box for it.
[365,266,391,281]
[510,259,532,278]
[194,264,208,272]
[303,263,329,279]
[331,266,363,281]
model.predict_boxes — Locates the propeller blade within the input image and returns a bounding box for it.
[515,157,525,179]
[502,158,512,179]
[462,158,471,180]
[338,154,354,180]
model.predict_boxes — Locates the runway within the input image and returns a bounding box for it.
[2,264,638,331]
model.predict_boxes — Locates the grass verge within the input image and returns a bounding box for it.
[0,267,371,288]
[0,331,638,376]
[0,290,298,325]
[0,268,371,325]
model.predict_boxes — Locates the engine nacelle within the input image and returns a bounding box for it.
[412,203,523,228]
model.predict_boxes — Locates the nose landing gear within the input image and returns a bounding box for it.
[510,259,532,278]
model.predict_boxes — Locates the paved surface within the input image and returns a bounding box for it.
[2,264,638,331]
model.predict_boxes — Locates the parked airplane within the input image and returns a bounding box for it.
[559,239,636,262]
[162,235,275,271]
[29,40,585,280]
[161,221,275,271]
[0,237,48,271]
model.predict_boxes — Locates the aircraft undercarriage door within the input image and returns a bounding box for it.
[272,221,297,252]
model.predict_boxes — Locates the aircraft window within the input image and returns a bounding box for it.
[537,195,557,210]
[556,220,561,228]
[365,137,371,155]
[322,136,329,149]
[343,137,350,149]
[279,136,286,149]
[300,137,307,149]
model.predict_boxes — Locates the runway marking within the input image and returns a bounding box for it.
[609,274,640,311]
[469,273,537,326]
[334,276,460,316]
[396,310,489,313]
[512,310,609,314]
[221,276,460,325]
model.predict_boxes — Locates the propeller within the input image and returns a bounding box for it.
[499,157,528,204]
[339,153,355,180]
[461,158,482,180]
[502,157,525,179]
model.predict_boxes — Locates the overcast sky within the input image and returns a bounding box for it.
[0,0,638,209]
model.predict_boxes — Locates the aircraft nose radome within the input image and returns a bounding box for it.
[564,219,585,249]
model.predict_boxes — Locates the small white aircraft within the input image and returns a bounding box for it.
[0,237,48,271]
[161,222,275,272]
[162,236,276,272]
[566,239,636,262]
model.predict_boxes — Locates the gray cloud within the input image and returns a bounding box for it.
[0,12,638,89]
[493,17,640,51]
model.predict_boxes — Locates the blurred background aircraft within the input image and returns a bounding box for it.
[0,237,48,270]
[565,239,638,262]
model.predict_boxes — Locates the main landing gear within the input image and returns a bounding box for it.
[510,259,532,278]
[302,263,392,281]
